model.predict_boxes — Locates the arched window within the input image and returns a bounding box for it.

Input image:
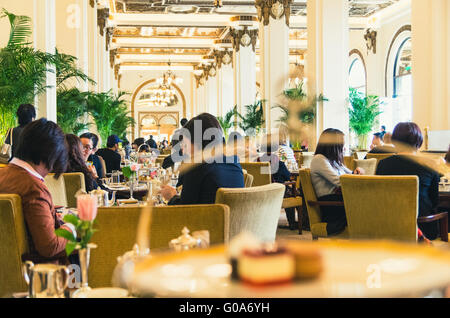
[349,54,366,94]
[381,26,412,131]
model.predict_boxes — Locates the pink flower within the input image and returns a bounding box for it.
[130,163,141,172]
[77,194,98,221]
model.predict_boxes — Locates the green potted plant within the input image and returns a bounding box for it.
[217,106,238,141]
[86,90,135,146]
[273,81,328,125]
[348,88,383,151]
[237,100,265,136]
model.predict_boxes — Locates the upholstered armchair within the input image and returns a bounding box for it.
[215,183,285,242]
[240,162,271,187]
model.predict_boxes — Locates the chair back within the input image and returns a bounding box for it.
[89,204,230,288]
[343,156,355,171]
[240,162,271,187]
[97,155,107,177]
[340,175,419,241]
[353,158,378,175]
[44,174,68,207]
[243,172,254,188]
[215,183,285,242]
[62,173,86,208]
[155,156,168,167]
[0,194,29,296]
[298,169,327,237]
[300,152,314,168]
[366,153,395,166]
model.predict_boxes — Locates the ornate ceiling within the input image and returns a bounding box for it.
[113,0,399,17]
[106,0,401,73]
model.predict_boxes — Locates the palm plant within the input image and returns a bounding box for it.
[54,49,95,89]
[57,88,90,135]
[0,9,54,139]
[273,81,328,124]
[348,88,382,150]
[217,106,238,141]
[237,100,265,135]
[86,90,135,147]
[0,9,94,140]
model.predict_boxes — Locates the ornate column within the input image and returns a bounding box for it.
[202,57,219,116]
[256,0,292,132]
[230,16,258,123]
[88,1,98,91]
[34,0,57,122]
[306,0,350,147]
[412,0,450,131]
[213,41,234,118]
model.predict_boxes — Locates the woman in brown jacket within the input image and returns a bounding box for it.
[0,119,75,265]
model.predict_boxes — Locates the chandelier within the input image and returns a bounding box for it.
[147,65,183,107]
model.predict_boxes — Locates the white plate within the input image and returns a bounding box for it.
[130,241,450,298]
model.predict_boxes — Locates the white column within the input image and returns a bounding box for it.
[78,0,89,91]
[307,0,350,145]
[259,18,290,132]
[217,64,234,117]
[412,0,450,131]
[233,45,256,117]
[34,0,57,122]
[206,76,218,116]
[88,2,98,91]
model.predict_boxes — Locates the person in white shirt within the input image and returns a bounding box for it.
[310,128,364,235]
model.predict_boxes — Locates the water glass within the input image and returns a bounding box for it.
[112,170,120,184]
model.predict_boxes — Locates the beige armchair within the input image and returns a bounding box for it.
[0,194,29,297]
[44,174,68,207]
[215,183,285,242]
[340,175,448,242]
[62,173,86,208]
[353,158,378,175]
[298,169,347,240]
[240,162,271,187]
[97,155,107,177]
[89,204,230,288]
[243,172,254,188]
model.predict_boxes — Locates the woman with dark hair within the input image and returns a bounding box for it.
[376,122,441,240]
[4,104,36,160]
[160,113,244,205]
[65,134,98,192]
[310,128,363,235]
[0,119,76,265]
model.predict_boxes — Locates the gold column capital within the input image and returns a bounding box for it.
[255,0,293,27]
[110,48,117,69]
[97,8,110,37]
[230,27,258,53]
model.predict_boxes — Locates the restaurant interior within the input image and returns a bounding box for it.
[0,0,449,300]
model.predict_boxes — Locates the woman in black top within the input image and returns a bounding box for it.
[5,104,36,160]
[65,134,98,192]
[160,113,244,205]
[376,122,440,240]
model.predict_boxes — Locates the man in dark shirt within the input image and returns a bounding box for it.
[5,104,36,161]
[96,135,122,174]
[146,135,158,150]
[80,132,104,178]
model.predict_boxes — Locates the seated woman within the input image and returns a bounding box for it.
[160,113,244,205]
[257,136,297,230]
[0,119,76,265]
[310,128,363,235]
[65,134,99,193]
[376,122,441,240]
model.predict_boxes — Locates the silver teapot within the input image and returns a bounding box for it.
[112,244,150,290]
[23,261,69,298]
[90,188,116,207]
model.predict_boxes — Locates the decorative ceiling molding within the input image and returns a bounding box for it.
[105,27,114,50]
[255,0,293,27]
[110,48,118,68]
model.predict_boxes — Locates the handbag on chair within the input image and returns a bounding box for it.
[0,128,13,164]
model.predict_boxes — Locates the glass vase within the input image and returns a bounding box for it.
[71,243,97,298]
[129,174,136,200]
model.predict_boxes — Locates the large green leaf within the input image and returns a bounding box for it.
[348,88,383,136]
[1,9,32,47]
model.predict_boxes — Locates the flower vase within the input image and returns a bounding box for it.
[71,243,97,298]
[129,174,136,200]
